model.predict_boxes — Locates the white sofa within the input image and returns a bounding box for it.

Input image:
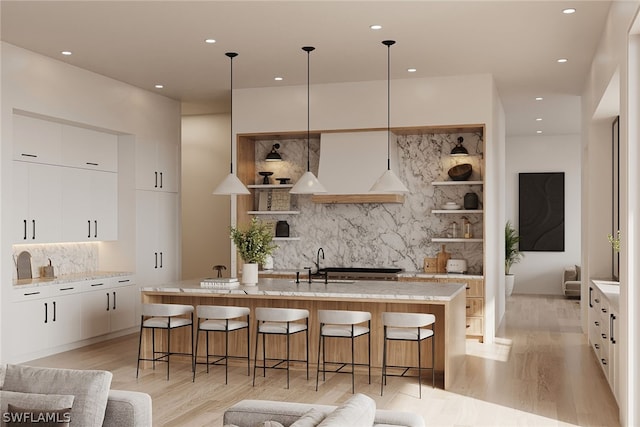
[223,393,424,427]
[562,265,581,298]
[0,364,152,426]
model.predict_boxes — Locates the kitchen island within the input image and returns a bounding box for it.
[140,278,466,389]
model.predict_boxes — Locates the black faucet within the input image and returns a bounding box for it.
[314,247,325,274]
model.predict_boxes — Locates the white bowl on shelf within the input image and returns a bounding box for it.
[442,202,461,210]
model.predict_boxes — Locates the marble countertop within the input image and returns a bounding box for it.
[141,277,466,302]
[13,271,133,289]
[591,279,620,312]
[259,269,483,280]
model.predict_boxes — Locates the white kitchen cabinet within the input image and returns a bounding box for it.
[135,138,179,192]
[136,190,178,287]
[9,285,82,361]
[13,161,62,243]
[61,125,118,172]
[12,114,62,165]
[61,168,118,241]
[81,277,137,339]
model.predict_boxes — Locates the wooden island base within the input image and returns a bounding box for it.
[140,281,466,389]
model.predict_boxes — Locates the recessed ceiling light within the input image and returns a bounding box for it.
[535,97,543,101]
[557,58,568,63]
[407,68,417,73]
[536,130,543,134]
[205,39,216,44]
[370,24,382,30]
[536,118,542,121]
[562,8,576,14]
[274,77,283,81]
[61,51,72,56]
[154,84,164,89]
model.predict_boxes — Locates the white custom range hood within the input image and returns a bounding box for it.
[314,130,405,203]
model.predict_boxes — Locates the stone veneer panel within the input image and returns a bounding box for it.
[252,132,484,274]
[11,243,99,280]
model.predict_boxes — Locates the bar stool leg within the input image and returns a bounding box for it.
[418,332,422,399]
[432,333,435,388]
[351,333,355,394]
[246,320,251,376]
[190,314,195,374]
[315,325,323,391]
[381,327,387,396]
[262,331,266,377]
[286,326,290,389]
[305,323,309,380]
[252,321,259,386]
[224,324,229,384]
[166,322,171,380]
[367,324,371,385]
[192,325,200,382]
[136,320,144,378]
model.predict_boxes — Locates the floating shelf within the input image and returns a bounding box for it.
[431,209,484,214]
[273,237,300,241]
[431,238,483,243]
[248,211,300,215]
[247,184,294,189]
[432,181,483,186]
[311,194,405,204]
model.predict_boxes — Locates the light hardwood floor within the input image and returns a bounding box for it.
[27,294,620,426]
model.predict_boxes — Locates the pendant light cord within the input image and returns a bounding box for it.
[226,52,238,174]
[304,47,315,172]
[386,42,391,171]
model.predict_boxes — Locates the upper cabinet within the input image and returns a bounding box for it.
[61,125,118,172]
[13,115,62,165]
[135,137,179,192]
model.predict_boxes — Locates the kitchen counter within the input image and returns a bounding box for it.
[591,279,620,312]
[13,271,133,289]
[141,277,467,389]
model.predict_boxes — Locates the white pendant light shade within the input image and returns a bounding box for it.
[212,51,250,196]
[213,173,251,195]
[370,39,409,195]
[290,170,327,194]
[370,169,409,194]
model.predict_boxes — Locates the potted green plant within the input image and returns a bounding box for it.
[230,218,277,285]
[505,220,524,296]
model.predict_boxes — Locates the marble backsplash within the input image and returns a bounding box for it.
[253,132,484,274]
[11,242,99,280]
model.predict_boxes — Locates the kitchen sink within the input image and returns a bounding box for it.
[317,267,403,281]
[290,278,355,284]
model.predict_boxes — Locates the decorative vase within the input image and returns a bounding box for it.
[505,274,515,297]
[242,263,259,286]
[464,192,479,209]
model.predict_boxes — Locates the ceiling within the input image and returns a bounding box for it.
[1,1,611,136]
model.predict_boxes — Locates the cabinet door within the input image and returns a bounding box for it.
[157,192,178,282]
[9,298,49,359]
[110,284,138,332]
[135,138,159,191]
[15,162,62,244]
[49,293,83,346]
[157,140,179,192]
[61,168,93,241]
[81,284,112,339]
[91,171,118,240]
[61,125,118,172]
[13,114,62,164]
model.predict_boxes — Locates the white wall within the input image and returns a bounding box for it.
[234,74,504,343]
[506,134,582,295]
[0,42,181,362]
[181,114,232,279]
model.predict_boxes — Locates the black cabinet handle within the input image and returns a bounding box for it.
[86,162,98,166]
[595,321,600,327]
[88,220,91,238]
[59,287,74,291]
[32,220,36,239]
[610,313,616,344]
[594,343,600,350]
[160,252,163,268]
[106,293,110,311]
[113,291,117,310]
[91,282,104,287]
[118,279,130,283]
[589,287,593,308]
[24,291,40,296]
[52,301,56,322]
[94,220,97,238]
[154,252,158,268]
[23,219,27,240]
[601,333,607,340]
[601,307,608,314]
[154,171,158,188]
[601,358,607,366]
[159,172,163,188]
[44,302,48,323]
[21,153,37,158]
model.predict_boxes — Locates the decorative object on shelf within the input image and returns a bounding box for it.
[290,46,327,194]
[258,171,273,185]
[463,217,473,238]
[442,202,461,210]
[213,52,250,195]
[447,163,472,181]
[41,258,55,278]
[263,254,274,270]
[265,143,282,162]
[505,220,524,296]
[16,250,32,280]
[436,244,451,273]
[276,177,291,185]
[449,221,459,238]
[230,218,277,285]
[450,136,469,156]
[258,190,290,211]
[212,264,227,278]
[275,220,290,237]
[370,40,409,194]
[464,192,479,209]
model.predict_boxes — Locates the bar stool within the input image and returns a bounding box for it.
[136,303,194,380]
[381,312,436,398]
[253,307,309,389]
[193,305,250,383]
[316,309,371,393]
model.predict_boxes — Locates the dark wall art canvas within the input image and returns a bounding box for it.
[518,172,565,251]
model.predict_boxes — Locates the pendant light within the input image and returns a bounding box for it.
[370,40,409,194]
[213,52,250,195]
[290,46,327,194]
[450,136,469,156]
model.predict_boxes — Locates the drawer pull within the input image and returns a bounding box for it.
[601,308,608,313]
[118,279,130,283]
[601,333,607,340]
[601,358,607,366]
[91,283,105,287]
[594,343,600,350]
[595,321,599,326]
[23,291,40,296]
[59,287,74,291]
[86,162,99,166]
